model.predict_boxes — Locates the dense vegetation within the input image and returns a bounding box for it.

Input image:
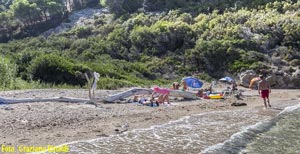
[0,0,300,89]
[0,0,99,42]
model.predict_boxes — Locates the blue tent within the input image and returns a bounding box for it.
[182,77,203,88]
[219,76,234,83]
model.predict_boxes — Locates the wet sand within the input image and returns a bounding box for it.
[0,88,299,148]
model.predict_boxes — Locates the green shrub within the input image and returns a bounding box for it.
[197,73,213,82]
[229,60,252,72]
[47,36,72,50]
[76,26,92,38]
[29,54,90,85]
[97,77,136,90]
[15,50,43,80]
[0,56,17,89]
[70,39,91,55]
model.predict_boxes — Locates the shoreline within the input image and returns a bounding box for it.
[0,88,299,149]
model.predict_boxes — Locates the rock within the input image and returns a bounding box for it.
[282,66,295,73]
[266,74,277,87]
[239,70,257,87]
[271,56,288,65]
[274,76,285,88]
[291,69,300,87]
[4,107,14,110]
[96,134,109,137]
[292,68,300,78]
[290,59,300,67]
[239,68,300,89]
[42,8,107,37]
[18,138,30,143]
[274,70,284,75]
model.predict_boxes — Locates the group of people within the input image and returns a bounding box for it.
[172,80,188,91]
[131,74,272,109]
[131,80,190,107]
[131,86,170,107]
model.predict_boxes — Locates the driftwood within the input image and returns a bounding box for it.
[101,88,199,103]
[0,88,199,104]
[169,90,199,100]
[0,97,89,104]
[101,88,153,103]
[84,71,100,100]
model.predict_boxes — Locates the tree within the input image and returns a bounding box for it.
[10,0,41,26]
[101,0,143,15]
[143,0,188,11]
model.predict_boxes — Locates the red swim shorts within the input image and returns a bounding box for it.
[261,90,269,98]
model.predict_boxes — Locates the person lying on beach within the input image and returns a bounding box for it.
[130,95,159,107]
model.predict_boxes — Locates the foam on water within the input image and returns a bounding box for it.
[278,103,300,114]
[36,108,276,154]
[241,104,300,154]
[201,120,275,154]
[202,103,300,154]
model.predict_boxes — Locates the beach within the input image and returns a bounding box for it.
[0,88,299,152]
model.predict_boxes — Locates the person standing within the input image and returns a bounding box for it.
[172,82,180,90]
[258,75,271,108]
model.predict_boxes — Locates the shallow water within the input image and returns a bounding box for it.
[38,102,300,154]
[48,109,274,154]
[202,104,300,154]
[241,105,300,154]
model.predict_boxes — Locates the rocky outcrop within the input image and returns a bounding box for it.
[239,69,300,89]
[42,8,108,37]
[239,70,257,87]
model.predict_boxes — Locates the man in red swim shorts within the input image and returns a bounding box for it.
[258,75,271,108]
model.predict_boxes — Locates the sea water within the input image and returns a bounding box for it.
[203,104,300,154]
[241,104,300,154]
[45,103,300,154]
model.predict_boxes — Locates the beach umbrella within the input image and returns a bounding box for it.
[249,77,261,88]
[219,76,234,83]
[182,77,203,88]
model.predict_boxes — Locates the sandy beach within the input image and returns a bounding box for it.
[0,88,299,150]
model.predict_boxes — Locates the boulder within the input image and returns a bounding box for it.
[292,68,300,78]
[274,70,284,75]
[273,76,285,88]
[239,70,257,87]
[271,56,288,65]
[291,69,300,88]
[238,67,300,89]
[282,66,295,73]
[266,74,276,87]
[290,59,300,67]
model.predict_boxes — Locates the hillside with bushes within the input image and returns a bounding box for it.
[0,0,300,89]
